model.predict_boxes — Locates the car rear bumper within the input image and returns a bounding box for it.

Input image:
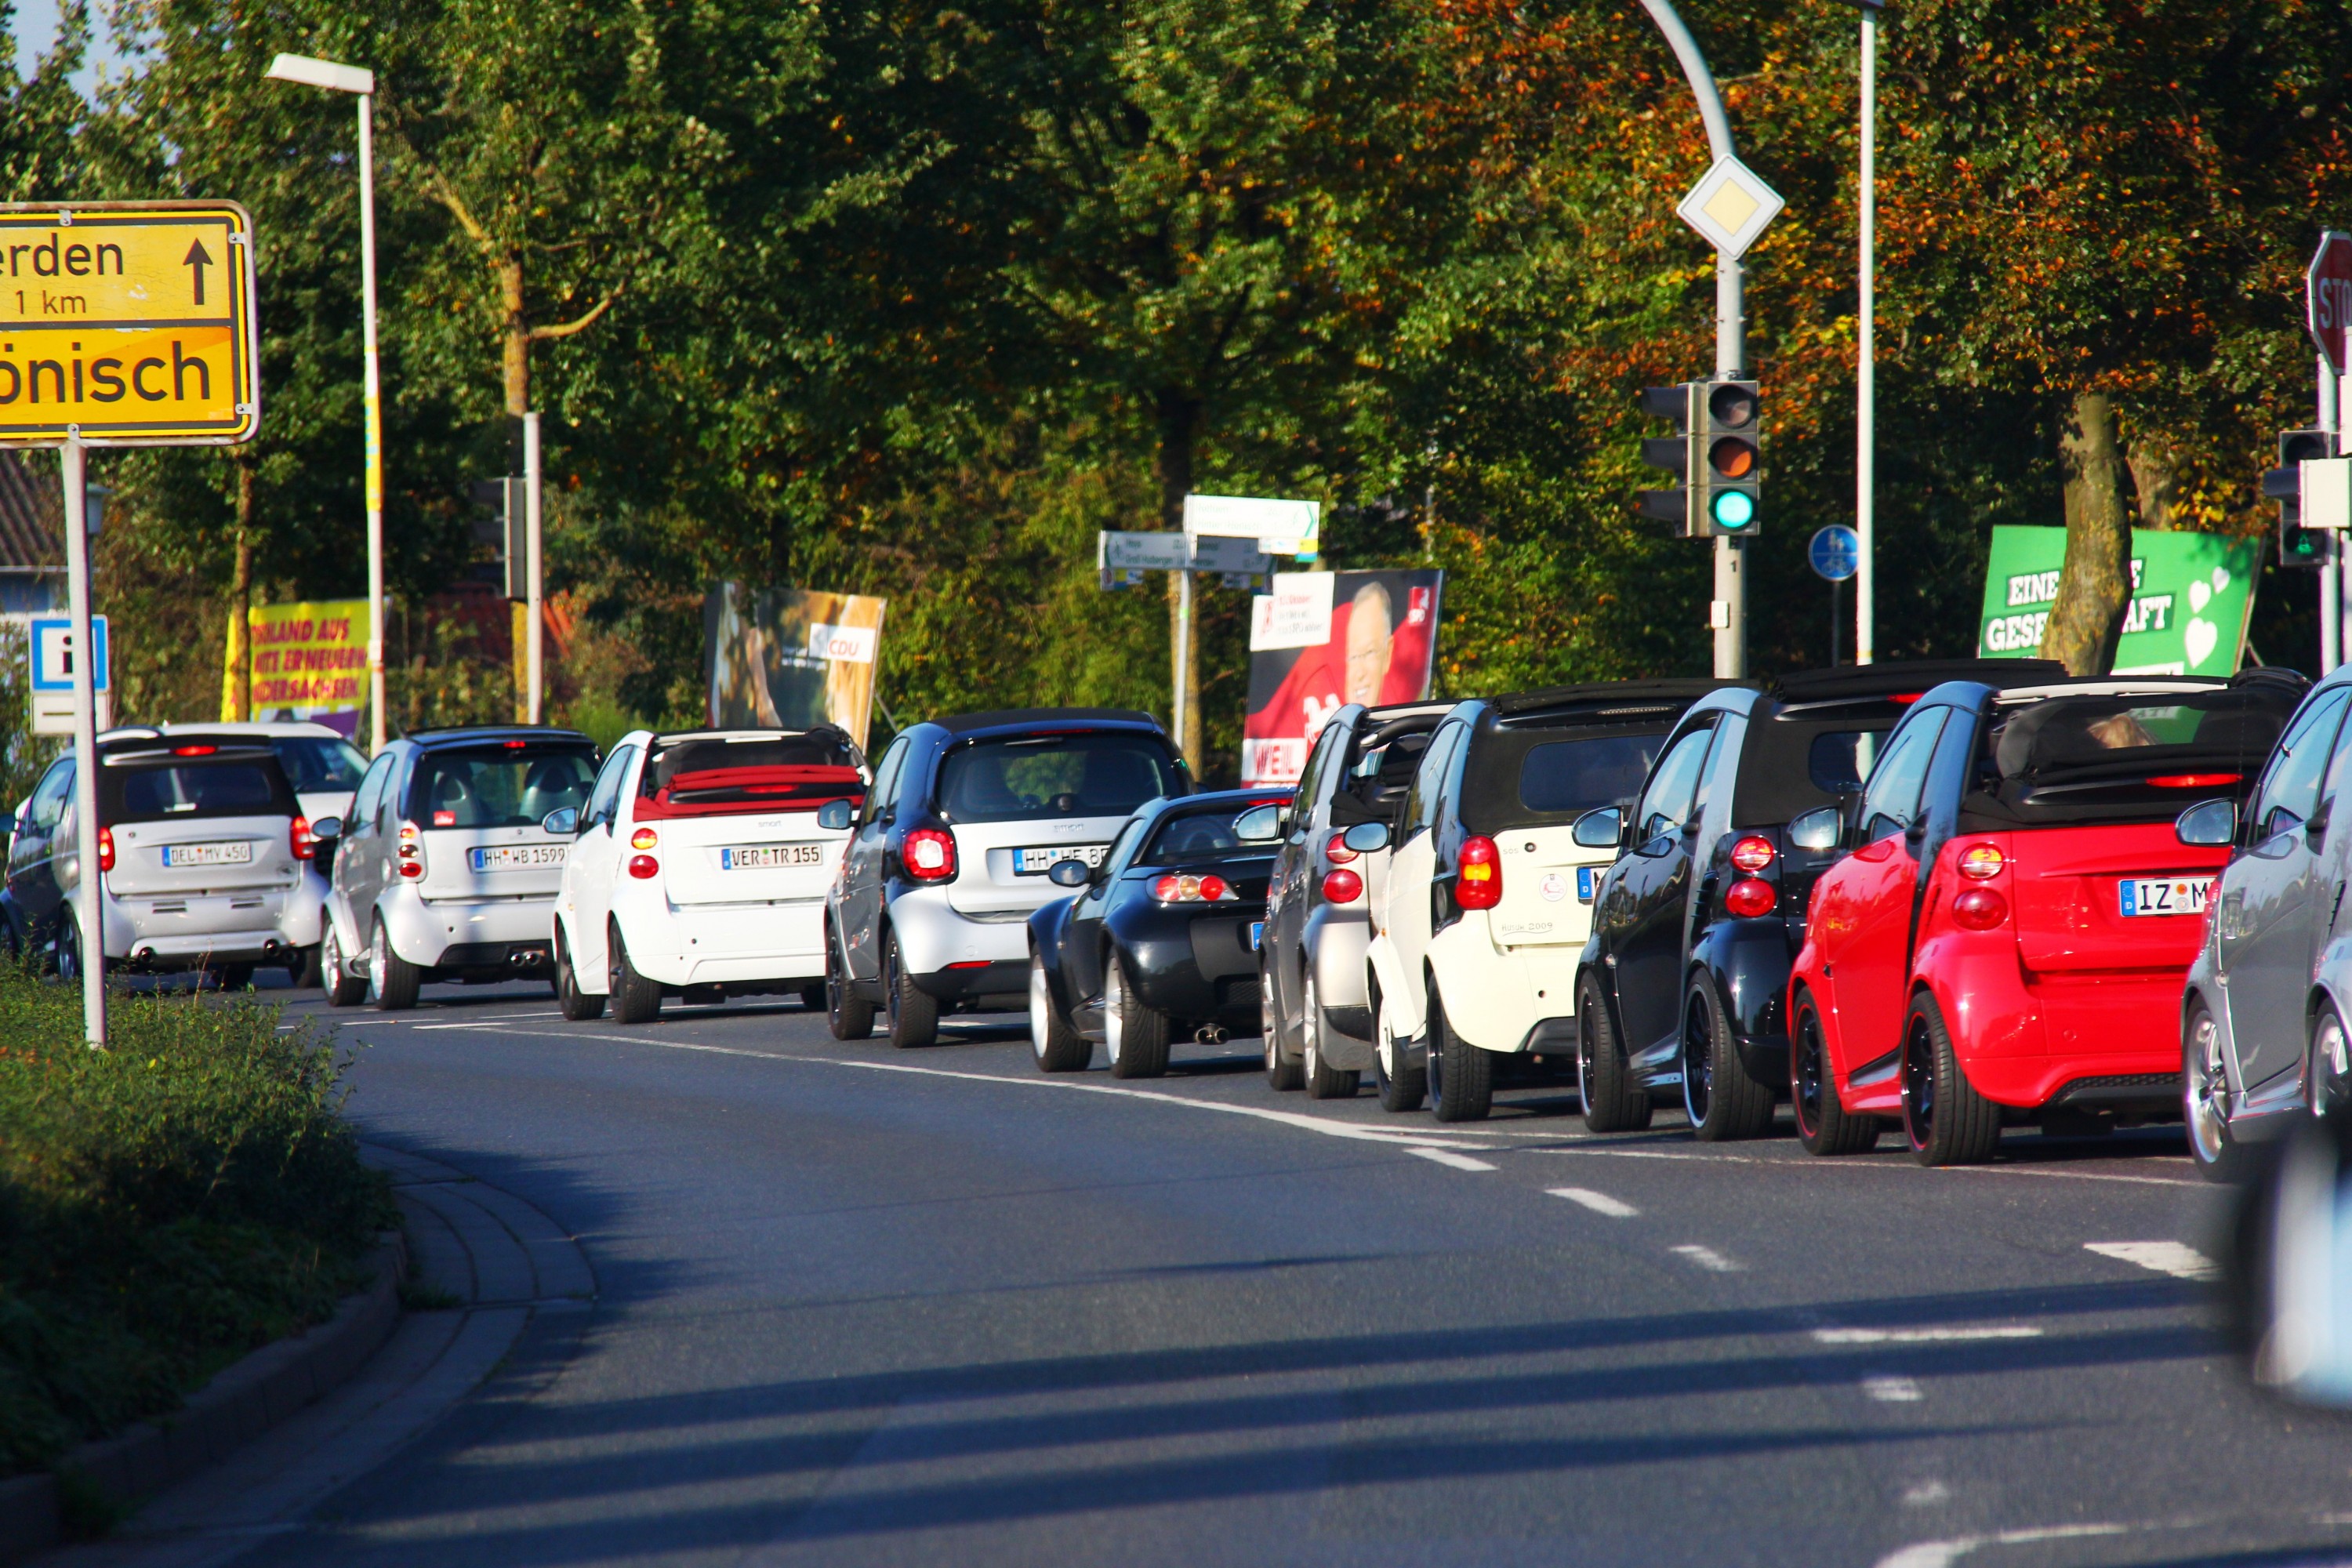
[383,887,558,968]
[887,885,1031,976]
[1938,959,2186,1110]
[619,897,827,988]
[1302,905,1371,1034]
[1426,916,1581,1053]
[104,881,322,965]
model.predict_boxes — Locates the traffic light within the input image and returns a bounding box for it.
[1693,379,1761,538]
[1635,383,1694,528]
[469,476,528,600]
[2269,428,2331,568]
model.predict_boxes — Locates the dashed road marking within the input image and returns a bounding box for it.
[1863,1375,1923,1403]
[1876,1523,2129,1568]
[1547,1186,1639,1217]
[1669,1243,1739,1272]
[1406,1146,1497,1172]
[1813,1325,2042,1345]
[1901,1480,1951,1507]
[2085,1240,2217,1280]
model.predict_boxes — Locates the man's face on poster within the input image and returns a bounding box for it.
[1344,584,1393,705]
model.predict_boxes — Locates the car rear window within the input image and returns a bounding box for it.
[935,733,1182,823]
[1730,709,1905,829]
[637,732,864,819]
[1516,735,1665,816]
[101,754,296,825]
[405,746,598,829]
[273,736,368,794]
[1962,686,2297,829]
[1141,801,1287,863]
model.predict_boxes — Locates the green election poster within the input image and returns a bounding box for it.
[1976,525,2258,677]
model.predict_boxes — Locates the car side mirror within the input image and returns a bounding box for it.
[1571,807,1622,850]
[817,800,855,831]
[310,815,344,842]
[1048,858,1092,888]
[1787,805,1840,853]
[2176,797,2237,848]
[541,807,579,837]
[1341,820,1390,855]
[1232,804,1282,843]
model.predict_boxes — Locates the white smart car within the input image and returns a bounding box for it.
[549,728,867,1021]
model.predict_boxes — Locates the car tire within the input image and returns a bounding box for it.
[1030,946,1091,1073]
[556,931,606,1021]
[609,922,662,1025]
[1575,971,1651,1133]
[884,930,938,1049]
[1900,990,2000,1166]
[368,919,421,1012]
[1372,980,1426,1113]
[1104,954,1171,1079]
[292,942,323,989]
[1264,969,1303,1091]
[1791,986,1878,1156]
[1301,969,1359,1100]
[216,963,256,992]
[800,982,826,1011]
[1682,976,1774,1141]
[321,918,367,1008]
[2311,1004,2352,1121]
[826,923,875,1040]
[1426,984,1494,1123]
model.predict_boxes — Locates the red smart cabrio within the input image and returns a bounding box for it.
[1786,672,2300,1164]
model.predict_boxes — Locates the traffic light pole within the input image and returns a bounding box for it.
[1639,0,1747,677]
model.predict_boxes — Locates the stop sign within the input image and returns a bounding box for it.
[2310,231,2352,374]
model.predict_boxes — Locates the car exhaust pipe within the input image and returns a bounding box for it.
[131,946,154,970]
[507,950,544,968]
[1195,1024,1229,1046]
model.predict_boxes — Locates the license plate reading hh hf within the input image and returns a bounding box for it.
[2119,876,2213,917]
[721,844,826,870]
[470,844,567,872]
[162,840,251,867]
[1015,844,1109,875]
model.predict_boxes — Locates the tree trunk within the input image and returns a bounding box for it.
[2128,433,2179,531]
[223,460,254,720]
[1156,391,1203,768]
[2042,390,2132,676]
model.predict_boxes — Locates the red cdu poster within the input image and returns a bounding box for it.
[1241,570,1443,786]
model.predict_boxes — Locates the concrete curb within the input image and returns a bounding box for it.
[0,1233,408,1566]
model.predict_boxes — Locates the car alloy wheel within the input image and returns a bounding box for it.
[2314,1007,2352,1119]
[1105,958,1129,1070]
[2183,1001,2237,1181]
[1681,989,1716,1126]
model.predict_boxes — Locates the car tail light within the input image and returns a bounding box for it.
[1152,873,1236,903]
[1455,835,1501,910]
[1958,843,2004,880]
[629,855,659,880]
[903,826,956,881]
[97,825,114,873]
[171,744,216,757]
[630,826,659,850]
[292,816,316,861]
[397,821,423,877]
[1724,877,1776,917]
[2149,773,2241,788]
[1952,887,2008,931]
[1326,830,1359,865]
[400,861,424,879]
[1321,868,1363,903]
[1730,834,1776,873]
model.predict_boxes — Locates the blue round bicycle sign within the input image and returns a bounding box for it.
[1809,524,1860,583]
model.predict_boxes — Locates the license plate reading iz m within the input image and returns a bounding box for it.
[721,844,826,870]
[2119,876,2213,917]
[470,844,567,872]
[162,840,252,867]
[1015,844,1109,875]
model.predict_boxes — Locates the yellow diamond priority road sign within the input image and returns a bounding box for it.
[0,201,260,447]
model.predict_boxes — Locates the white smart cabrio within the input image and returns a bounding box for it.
[550,728,866,1021]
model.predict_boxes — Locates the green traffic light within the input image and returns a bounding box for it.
[1711,491,1755,530]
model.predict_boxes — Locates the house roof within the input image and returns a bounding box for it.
[0,452,64,575]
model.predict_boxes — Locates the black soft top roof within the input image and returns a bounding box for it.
[405,724,594,750]
[1490,678,1740,722]
[931,707,1163,736]
[1772,659,2064,706]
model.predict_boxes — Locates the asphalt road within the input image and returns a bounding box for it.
[234,979,2352,1567]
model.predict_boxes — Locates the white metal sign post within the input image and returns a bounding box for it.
[1,200,262,1045]
[2308,232,2352,671]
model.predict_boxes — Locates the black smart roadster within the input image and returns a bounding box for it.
[1027,788,1290,1078]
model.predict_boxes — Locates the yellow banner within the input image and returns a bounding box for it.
[227,599,370,724]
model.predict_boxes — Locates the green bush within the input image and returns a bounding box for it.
[0,974,393,1478]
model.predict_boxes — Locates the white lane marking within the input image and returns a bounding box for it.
[2085,1240,2218,1280]
[412,1011,566,1029]
[1901,1480,1951,1507]
[1876,1523,2129,1568]
[1547,1186,1639,1218]
[1544,1148,1747,1162]
[1863,1375,1922,1403]
[1814,1325,2041,1345]
[1406,1146,1497,1172]
[1669,1243,1739,1272]
[1535,1146,2197,1187]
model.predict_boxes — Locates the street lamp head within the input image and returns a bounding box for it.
[264,53,374,95]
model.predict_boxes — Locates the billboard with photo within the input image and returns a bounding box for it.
[705,583,888,750]
[1242,570,1442,786]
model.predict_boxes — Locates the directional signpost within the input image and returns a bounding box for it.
[1809,524,1860,667]
[0,201,261,1046]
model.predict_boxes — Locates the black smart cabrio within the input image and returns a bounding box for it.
[1028,788,1290,1078]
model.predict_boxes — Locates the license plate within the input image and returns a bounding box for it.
[2120,875,2212,917]
[720,843,826,870]
[1250,921,1264,951]
[469,844,567,872]
[1016,844,1109,875]
[162,840,251,867]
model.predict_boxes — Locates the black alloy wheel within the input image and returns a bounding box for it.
[1681,978,1773,1141]
[1790,989,1878,1156]
[1900,992,2000,1166]
[1574,971,1651,1133]
[1426,984,1493,1123]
